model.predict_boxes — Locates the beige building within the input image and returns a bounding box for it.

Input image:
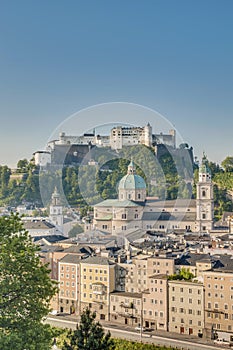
[93,157,214,235]
[147,256,175,276]
[168,280,204,336]
[79,256,116,321]
[203,269,233,340]
[110,291,142,326]
[118,254,175,294]
[143,274,168,331]
[58,254,80,314]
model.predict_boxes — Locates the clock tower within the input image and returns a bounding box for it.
[196,155,214,232]
[49,187,63,231]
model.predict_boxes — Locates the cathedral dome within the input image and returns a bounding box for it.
[119,174,146,190]
[118,161,146,190]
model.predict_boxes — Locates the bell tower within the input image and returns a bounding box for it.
[196,154,214,232]
[49,187,63,231]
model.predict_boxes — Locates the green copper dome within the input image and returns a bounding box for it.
[118,160,146,190]
[118,174,146,190]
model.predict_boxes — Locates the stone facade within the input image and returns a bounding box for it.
[93,156,214,234]
[168,280,204,337]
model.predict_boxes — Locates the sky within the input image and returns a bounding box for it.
[0,0,233,167]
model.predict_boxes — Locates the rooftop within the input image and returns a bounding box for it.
[80,256,115,266]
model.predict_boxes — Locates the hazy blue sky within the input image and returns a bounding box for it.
[0,0,233,167]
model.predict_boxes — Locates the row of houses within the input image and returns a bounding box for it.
[45,242,233,340]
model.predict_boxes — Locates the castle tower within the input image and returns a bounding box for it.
[144,122,152,147]
[196,155,214,232]
[49,187,64,231]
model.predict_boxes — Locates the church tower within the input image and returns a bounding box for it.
[49,187,63,231]
[196,155,214,232]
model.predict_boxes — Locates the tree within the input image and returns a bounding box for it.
[17,158,29,173]
[62,308,115,350]
[222,156,233,172]
[0,214,57,349]
[168,268,194,281]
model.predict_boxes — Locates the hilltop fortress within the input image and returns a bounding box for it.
[34,123,192,167]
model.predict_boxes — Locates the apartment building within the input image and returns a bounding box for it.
[79,256,116,321]
[58,254,80,314]
[176,253,214,277]
[119,256,149,293]
[110,291,142,326]
[147,256,175,276]
[168,280,204,336]
[203,269,233,340]
[143,274,168,331]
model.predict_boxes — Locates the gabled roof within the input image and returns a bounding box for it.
[24,220,55,230]
[59,254,81,264]
[33,235,67,244]
[80,256,115,266]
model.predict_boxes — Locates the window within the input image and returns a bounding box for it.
[122,214,126,219]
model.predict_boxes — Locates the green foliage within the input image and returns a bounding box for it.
[1,151,233,223]
[0,214,58,349]
[68,223,84,237]
[168,267,194,281]
[17,158,29,173]
[62,308,115,350]
[113,339,176,350]
[221,156,233,172]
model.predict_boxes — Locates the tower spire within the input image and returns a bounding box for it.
[127,158,136,174]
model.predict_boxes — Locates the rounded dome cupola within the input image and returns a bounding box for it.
[118,160,146,202]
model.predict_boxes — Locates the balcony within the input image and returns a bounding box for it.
[92,283,106,295]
